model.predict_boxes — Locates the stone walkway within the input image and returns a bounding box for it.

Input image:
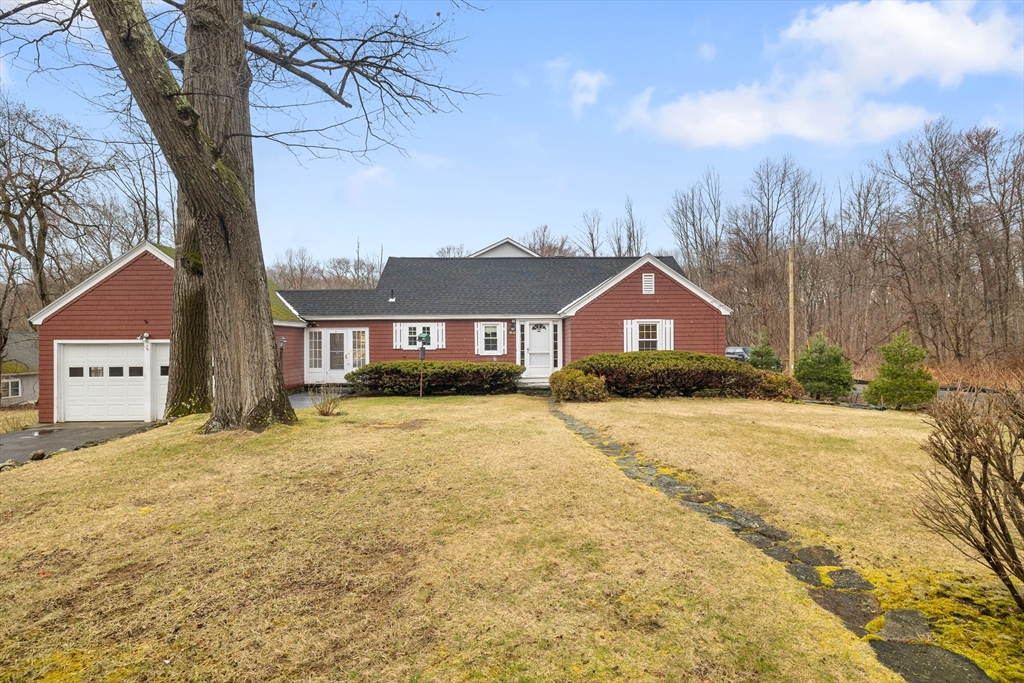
[548,401,995,683]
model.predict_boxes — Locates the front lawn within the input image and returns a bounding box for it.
[0,396,895,682]
[0,408,38,435]
[561,397,1023,681]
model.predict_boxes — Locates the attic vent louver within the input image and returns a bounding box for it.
[642,273,655,294]
[388,289,396,303]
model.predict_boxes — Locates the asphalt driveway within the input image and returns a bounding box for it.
[0,422,157,464]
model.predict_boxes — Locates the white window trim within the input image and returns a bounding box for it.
[2,378,21,398]
[624,319,674,352]
[393,322,446,350]
[474,322,507,356]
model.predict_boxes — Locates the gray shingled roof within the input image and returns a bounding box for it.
[279,256,684,318]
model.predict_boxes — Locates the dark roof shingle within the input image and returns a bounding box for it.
[279,256,683,318]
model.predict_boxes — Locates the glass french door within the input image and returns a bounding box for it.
[306,328,368,383]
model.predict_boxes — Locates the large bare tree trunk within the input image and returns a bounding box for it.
[92,0,295,430]
[165,190,211,417]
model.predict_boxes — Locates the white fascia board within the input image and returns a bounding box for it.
[272,320,308,328]
[300,313,560,321]
[558,255,733,317]
[29,242,175,326]
[273,291,304,321]
[468,237,541,258]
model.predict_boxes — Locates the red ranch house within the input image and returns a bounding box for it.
[30,238,731,423]
[278,238,731,387]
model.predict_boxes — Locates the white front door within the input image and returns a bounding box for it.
[521,321,558,379]
[305,328,368,383]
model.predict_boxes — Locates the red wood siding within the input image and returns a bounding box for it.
[38,252,174,422]
[307,319,518,365]
[564,266,726,363]
[275,325,305,390]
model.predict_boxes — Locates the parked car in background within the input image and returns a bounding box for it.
[725,346,752,362]
[727,345,783,370]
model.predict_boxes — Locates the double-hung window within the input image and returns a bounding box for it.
[393,322,446,350]
[638,322,659,350]
[623,319,675,352]
[474,322,507,355]
[1,379,21,399]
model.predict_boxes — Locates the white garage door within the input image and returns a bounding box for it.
[61,342,170,422]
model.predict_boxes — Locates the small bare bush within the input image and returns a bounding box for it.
[549,368,609,402]
[918,387,1024,611]
[311,384,343,416]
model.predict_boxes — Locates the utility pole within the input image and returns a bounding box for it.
[788,241,795,376]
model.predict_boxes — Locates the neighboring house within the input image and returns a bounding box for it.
[278,238,732,386]
[1,331,40,407]
[29,238,731,423]
[29,242,306,423]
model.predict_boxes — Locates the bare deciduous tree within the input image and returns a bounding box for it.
[918,388,1024,611]
[268,244,384,289]
[574,210,603,257]
[0,96,114,306]
[522,224,578,257]
[608,196,647,257]
[662,128,1024,371]
[435,243,468,258]
[3,0,475,430]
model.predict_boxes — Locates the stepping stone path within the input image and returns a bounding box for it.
[547,401,996,683]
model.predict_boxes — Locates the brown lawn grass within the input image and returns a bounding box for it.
[0,395,897,683]
[0,408,38,435]
[560,397,1023,681]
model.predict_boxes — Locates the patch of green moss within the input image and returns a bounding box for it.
[816,566,842,588]
[864,615,885,634]
[863,568,1023,683]
[0,648,140,683]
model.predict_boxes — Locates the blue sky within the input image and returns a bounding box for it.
[3,0,1023,261]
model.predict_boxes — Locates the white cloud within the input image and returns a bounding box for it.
[698,42,716,62]
[569,69,610,118]
[346,166,391,201]
[622,0,1023,148]
[542,57,610,118]
[543,57,571,89]
[780,0,1022,89]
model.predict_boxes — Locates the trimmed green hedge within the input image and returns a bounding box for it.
[345,361,525,396]
[566,351,803,400]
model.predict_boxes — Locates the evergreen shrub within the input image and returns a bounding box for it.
[793,332,854,400]
[864,329,938,408]
[749,330,782,371]
[549,368,609,402]
[566,351,760,397]
[345,361,524,395]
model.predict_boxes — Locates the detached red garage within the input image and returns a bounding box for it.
[29,242,305,423]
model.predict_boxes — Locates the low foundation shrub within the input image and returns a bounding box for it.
[566,351,760,397]
[549,368,609,402]
[565,351,804,401]
[346,361,525,395]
